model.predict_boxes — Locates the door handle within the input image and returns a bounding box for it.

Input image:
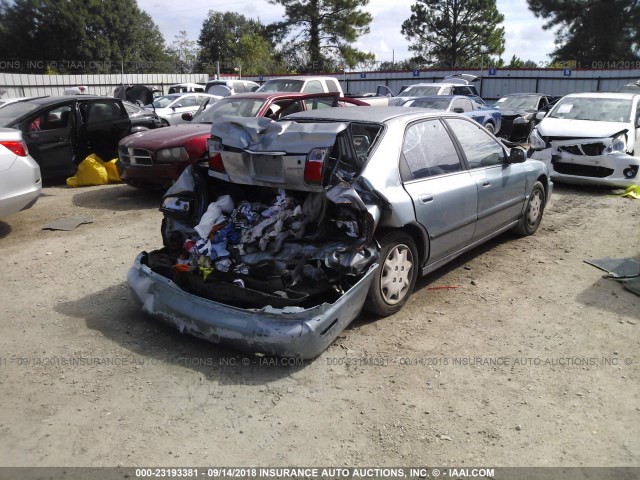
[481,180,491,187]
[418,194,434,204]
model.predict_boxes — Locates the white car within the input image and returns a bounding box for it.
[0,128,42,217]
[145,93,221,126]
[529,92,640,187]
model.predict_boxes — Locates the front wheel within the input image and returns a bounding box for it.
[484,122,495,135]
[365,230,419,317]
[160,119,170,127]
[514,181,545,236]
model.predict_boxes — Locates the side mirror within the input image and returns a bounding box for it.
[182,112,193,121]
[453,107,464,113]
[508,147,527,164]
[535,111,546,121]
[172,103,183,109]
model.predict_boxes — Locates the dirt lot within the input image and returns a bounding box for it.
[0,182,638,468]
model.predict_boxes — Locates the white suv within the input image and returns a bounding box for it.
[257,76,344,96]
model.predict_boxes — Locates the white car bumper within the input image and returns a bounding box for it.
[530,147,640,188]
[0,154,42,217]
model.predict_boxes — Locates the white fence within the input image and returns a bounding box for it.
[247,68,640,100]
[1,68,639,100]
[0,73,209,98]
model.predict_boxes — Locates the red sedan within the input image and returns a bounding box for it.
[117,92,365,189]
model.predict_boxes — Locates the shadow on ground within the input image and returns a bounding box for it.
[72,184,163,211]
[0,220,11,240]
[55,282,307,383]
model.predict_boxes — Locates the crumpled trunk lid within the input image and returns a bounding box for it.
[210,117,350,192]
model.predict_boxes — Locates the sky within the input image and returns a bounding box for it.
[137,0,558,68]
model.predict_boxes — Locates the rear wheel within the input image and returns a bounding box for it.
[365,231,418,317]
[160,119,170,127]
[514,181,545,236]
[485,122,495,135]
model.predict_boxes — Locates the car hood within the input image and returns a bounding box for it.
[537,118,630,138]
[120,124,210,149]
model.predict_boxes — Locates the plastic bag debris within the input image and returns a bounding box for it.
[194,195,235,238]
[66,154,121,187]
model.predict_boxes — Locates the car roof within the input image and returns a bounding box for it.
[564,92,638,99]
[20,95,113,106]
[218,92,338,100]
[501,93,549,97]
[262,76,334,81]
[286,106,448,123]
[408,95,467,100]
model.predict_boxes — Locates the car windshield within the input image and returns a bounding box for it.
[496,96,538,110]
[402,85,442,97]
[150,95,181,108]
[0,102,40,125]
[548,97,632,122]
[406,98,451,109]
[191,98,266,123]
[258,80,304,92]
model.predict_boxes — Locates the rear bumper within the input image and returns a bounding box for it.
[0,154,42,217]
[127,252,378,359]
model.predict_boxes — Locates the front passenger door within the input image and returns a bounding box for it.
[446,118,527,241]
[400,119,478,264]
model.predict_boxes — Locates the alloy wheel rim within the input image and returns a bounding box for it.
[380,244,413,305]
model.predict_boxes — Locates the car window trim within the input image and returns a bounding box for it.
[443,116,507,169]
[399,117,466,183]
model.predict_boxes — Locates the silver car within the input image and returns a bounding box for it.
[128,107,552,358]
[146,93,221,126]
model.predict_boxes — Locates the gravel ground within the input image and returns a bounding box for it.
[0,182,638,468]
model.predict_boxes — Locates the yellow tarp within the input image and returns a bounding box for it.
[613,185,640,200]
[66,154,121,187]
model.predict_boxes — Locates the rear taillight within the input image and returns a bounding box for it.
[304,148,330,185]
[0,140,28,157]
[208,138,226,173]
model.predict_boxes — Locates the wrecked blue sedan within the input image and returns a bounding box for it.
[128,107,551,359]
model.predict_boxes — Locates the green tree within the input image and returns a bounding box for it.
[197,11,266,74]
[527,0,640,64]
[236,33,275,75]
[401,0,505,68]
[0,0,170,73]
[267,0,374,71]
[166,31,200,74]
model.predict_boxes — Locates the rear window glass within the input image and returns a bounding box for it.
[326,79,340,93]
[0,102,40,125]
[258,79,304,92]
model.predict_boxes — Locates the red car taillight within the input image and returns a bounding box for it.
[0,140,28,157]
[304,148,330,185]
[208,139,226,173]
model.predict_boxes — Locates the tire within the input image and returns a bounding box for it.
[514,181,545,236]
[484,122,495,135]
[365,230,419,317]
[160,119,170,127]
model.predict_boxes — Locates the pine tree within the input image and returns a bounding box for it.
[401,0,505,68]
[527,0,640,64]
[267,0,374,71]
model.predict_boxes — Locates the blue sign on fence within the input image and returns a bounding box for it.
[563,68,572,77]
[360,73,366,79]
[259,75,264,81]
[412,70,420,77]
[489,67,497,76]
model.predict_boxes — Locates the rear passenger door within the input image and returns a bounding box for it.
[22,102,75,178]
[80,99,130,161]
[400,119,478,264]
[446,118,526,241]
